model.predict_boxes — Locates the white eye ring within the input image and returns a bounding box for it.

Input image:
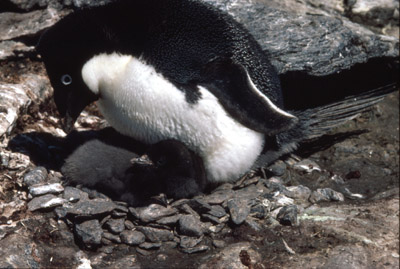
[61,74,72,85]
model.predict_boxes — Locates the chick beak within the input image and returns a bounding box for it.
[131,154,154,166]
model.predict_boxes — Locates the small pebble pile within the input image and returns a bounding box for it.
[24,159,347,254]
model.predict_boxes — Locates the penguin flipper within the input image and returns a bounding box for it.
[200,58,298,135]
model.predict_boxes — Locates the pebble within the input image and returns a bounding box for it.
[180,245,209,254]
[156,214,182,226]
[137,226,174,242]
[179,235,203,249]
[212,239,226,248]
[309,188,345,203]
[102,232,122,243]
[292,159,321,173]
[187,199,212,214]
[120,230,146,246]
[178,215,204,237]
[277,205,298,226]
[139,242,162,250]
[75,219,103,249]
[286,185,312,201]
[202,189,235,205]
[227,198,251,225]
[27,194,65,211]
[63,186,88,203]
[124,220,135,230]
[29,183,64,197]
[104,218,125,234]
[23,167,48,187]
[62,199,117,217]
[136,204,177,223]
[267,160,287,176]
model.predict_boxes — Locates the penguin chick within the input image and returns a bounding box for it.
[61,139,206,206]
[37,0,297,184]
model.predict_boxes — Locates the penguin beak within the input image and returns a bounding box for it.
[131,154,154,166]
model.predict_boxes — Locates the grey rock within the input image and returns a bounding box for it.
[23,167,48,187]
[138,242,162,250]
[286,185,312,201]
[0,83,31,138]
[63,186,88,203]
[227,198,251,225]
[136,248,152,256]
[309,188,345,203]
[267,160,287,176]
[27,194,65,211]
[137,226,174,242]
[0,40,33,61]
[250,204,267,219]
[201,214,221,224]
[178,215,204,237]
[265,177,287,192]
[136,204,177,223]
[29,183,64,197]
[346,0,399,27]
[62,199,117,217]
[120,230,146,246]
[104,218,125,234]
[102,232,121,243]
[207,0,398,76]
[179,235,203,249]
[244,218,263,232]
[0,9,63,41]
[74,219,103,249]
[181,245,209,254]
[277,205,299,226]
[235,184,265,200]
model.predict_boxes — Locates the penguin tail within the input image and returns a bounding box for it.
[253,83,397,169]
[292,82,397,141]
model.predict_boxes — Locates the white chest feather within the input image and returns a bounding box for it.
[82,53,265,183]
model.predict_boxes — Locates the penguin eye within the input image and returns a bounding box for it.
[61,74,72,85]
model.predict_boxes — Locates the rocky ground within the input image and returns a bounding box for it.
[0,0,399,268]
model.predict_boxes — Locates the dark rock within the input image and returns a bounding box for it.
[23,167,48,187]
[309,188,345,203]
[277,205,298,226]
[179,235,203,249]
[27,194,65,211]
[63,186,88,203]
[235,184,265,200]
[187,198,212,214]
[63,199,117,217]
[178,203,201,219]
[267,160,287,176]
[180,245,209,254]
[136,226,174,242]
[136,204,177,223]
[29,183,64,197]
[136,248,152,256]
[74,219,103,249]
[265,177,286,192]
[102,232,121,243]
[250,204,267,219]
[178,215,204,237]
[139,242,162,250]
[227,198,251,225]
[120,230,146,246]
[244,218,263,231]
[104,218,125,234]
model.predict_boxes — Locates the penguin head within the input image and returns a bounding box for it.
[37,10,116,132]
